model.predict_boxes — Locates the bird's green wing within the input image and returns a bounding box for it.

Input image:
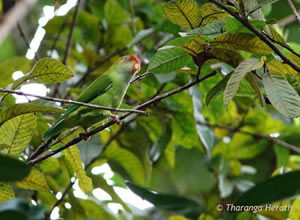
[57,74,113,121]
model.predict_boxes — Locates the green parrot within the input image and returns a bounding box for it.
[44,55,141,138]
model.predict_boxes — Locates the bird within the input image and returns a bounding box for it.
[44,55,141,139]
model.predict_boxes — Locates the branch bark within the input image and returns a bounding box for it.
[0,88,148,115]
[286,0,300,26]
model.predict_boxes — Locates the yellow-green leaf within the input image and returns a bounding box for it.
[12,58,73,89]
[289,197,300,220]
[163,0,202,29]
[0,57,32,88]
[267,60,298,77]
[211,33,273,53]
[79,199,114,219]
[15,167,50,192]
[199,3,228,25]
[0,182,15,202]
[0,103,64,126]
[262,72,300,118]
[179,36,207,56]
[0,113,37,156]
[207,48,244,67]
[104,0,130,26]
[65,145,93,194]
[103,142,146,185]
[268,25,285,43]
[224,58,264,108]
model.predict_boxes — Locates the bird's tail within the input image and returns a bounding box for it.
[43,119,65,139]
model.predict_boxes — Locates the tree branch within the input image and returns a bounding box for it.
[27,71,217,165]
[286,0,300,26]
[0,0,37,45]
[208,0,300,73]
[0,88,148,115]
[196,120,300,154]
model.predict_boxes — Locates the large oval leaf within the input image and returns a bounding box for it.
[12,58,73,89]
[0,103,64,126]
[0,113,37,156]
[0,182,15,202]
[65,145,93,194]
[0,155,31,181]
[163,0,202,29]
[211,33,273,53]
[187,22,226,38]
[224,58,263,108]
[235,170,300,206]
[262,72,300,118]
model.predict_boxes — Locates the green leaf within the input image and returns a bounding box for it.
[0,103,64,126]
[65,145,93,194]
[0,182,15,202]
[15,167,50,192]
[127,28,154,48]
[248,0,279,17]
[104,0,130,26]
[79,199,115,220]
[235,170,300,206]
[11,58,73,89]
[163,0,202,29]
[148,48,191,74]
[262,72,300,118]
[199,3,228,25]
[0,57,32,88]
[103,143,146,185]
[224,58,263,108]
[267,60,298,77]
[0,155,31,181]
[179,36,207,56]
[206,73,231,106]
[149,121,172,162]
[0,113,37,156]
[126,181,202,218]
[226,17,266,34]
[211,33,273,53]
[207,48,244,68]
[190,86,214,154]
[187,22,225,38]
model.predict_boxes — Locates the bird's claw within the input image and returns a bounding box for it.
[109,114,121,125]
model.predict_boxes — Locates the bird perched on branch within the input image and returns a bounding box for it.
[44,55,141,139]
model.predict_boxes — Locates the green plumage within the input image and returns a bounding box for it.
[44,56,139,138]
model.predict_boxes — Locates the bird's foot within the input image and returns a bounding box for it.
[79,128,91,141]
[109,114,121,125]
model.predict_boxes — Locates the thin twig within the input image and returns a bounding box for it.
[262,32,300,58]
[208,0,300,73]
[286,0,300,26]
[196,120,300,154]
[130,71,151,85]
[63,0,81,65]
[17,23,41,59]
[28,71,217,165]
[0,88,148,115]
[278,10,300,27]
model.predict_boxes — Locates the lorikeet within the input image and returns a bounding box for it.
[44,55,141,138]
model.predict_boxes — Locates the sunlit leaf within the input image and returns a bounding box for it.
[211,33,273,53]
[0,113,37,156]
[12,58,73,89]
[163,0,202,29]
[224,58,264,108]
[103,143,146,185]
[199,3,228,25]
[289,198,300,220]
[268,25,285,43]
[0,182,15,202]
[126,181,202,218]
[267,60,298,77]
[0,103,63,126]
[0,155,31,181]
[79,199,115,219]
[0,57,32,88]
[104,0,130,26]
[179,36,207,56]
[262,72,300,118]
[65,145,93,194]
[15,167,50,192]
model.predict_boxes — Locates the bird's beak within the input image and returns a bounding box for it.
[133,62,141,73]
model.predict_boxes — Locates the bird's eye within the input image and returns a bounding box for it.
[123,56,130,61]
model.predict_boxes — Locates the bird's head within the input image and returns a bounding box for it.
[117,55,141,75]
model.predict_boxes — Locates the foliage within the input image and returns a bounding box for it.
[0,0,300,219]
